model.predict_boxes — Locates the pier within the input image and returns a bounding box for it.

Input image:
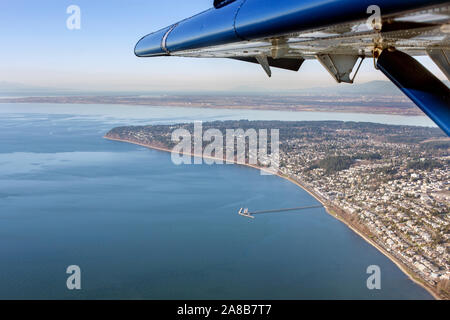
[238,205,323,219]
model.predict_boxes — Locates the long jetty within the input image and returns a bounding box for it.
[248,205,323,215]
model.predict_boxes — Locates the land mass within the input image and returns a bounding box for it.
[105,120,449,299]
[0,94,423,116]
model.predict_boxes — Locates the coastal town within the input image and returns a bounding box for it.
[105,120,450,299]
[276,122,450,298]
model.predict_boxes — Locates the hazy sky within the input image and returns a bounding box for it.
[0,0,446,92]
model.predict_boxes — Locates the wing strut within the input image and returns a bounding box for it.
[427,48,450,81]
[255,55,272,78]
[377,49,450,136]
[316,54,364,84]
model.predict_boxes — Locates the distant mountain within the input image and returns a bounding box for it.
[0,81,201,97]
[0,82,72,96]
[291,80,450,96]
[1,80,448,97]
[294,80,404,96]
[0,81,32,92]
[0,82,144,97]
[224,81,403,95]
[225,80,450,96]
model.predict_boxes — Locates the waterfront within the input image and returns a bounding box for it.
[0,104,435,299]
[104,119,448,299]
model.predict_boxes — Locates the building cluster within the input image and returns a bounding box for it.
[279,131,449,287]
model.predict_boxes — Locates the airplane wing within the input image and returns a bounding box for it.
[135,0,450,136]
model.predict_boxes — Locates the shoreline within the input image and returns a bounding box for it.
[278,175,440,300]
[104,135,440,300]
[0,100,426,117]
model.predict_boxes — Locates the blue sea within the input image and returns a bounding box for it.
[0,103,434,299]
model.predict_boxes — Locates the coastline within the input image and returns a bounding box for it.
[0,100,424,117]
[104,135,440,300]
[278,175,440,300]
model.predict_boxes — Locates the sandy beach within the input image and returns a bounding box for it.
[104,135,440,299]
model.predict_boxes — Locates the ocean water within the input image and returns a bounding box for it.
[0,104,433,299]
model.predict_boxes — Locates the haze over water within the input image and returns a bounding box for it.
[0,103,433,299]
